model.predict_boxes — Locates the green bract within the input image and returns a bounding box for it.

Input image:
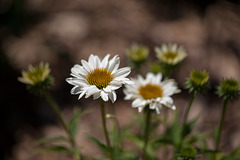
[185,70,209,94]
[216,79,239,101]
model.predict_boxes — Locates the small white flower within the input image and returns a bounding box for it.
[155,43,187,65]
[124,72,180,114]
[66,54,133,103]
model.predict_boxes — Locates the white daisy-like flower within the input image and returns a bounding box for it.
[66,54,133,103]
[155,43,187,65]
[124,72,180,114]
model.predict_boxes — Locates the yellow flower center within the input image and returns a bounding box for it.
[163,52,177,60]
[86,68,114,89]
[139,84,163,99]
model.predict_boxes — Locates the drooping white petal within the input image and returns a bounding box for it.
[101,91,109,101]
[71,86,81,94]
[132,98,146,108]
[109,92,117,103]
[85,86,100,98]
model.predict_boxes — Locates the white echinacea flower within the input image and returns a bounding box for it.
[124,72,180,114]
[155,43,187,65]
[66,54,133,103]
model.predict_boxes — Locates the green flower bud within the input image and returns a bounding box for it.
[185,70,209,94]
[216,78,239,101]
[177,145,197,160]
[18,62,54,95]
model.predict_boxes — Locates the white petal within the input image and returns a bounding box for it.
[101,54,110,68]
[155,106,162,114]
[71,86,81,95]
[88,54,96,68]
[81,59,93,72]
[101,91,109,101]
[66,78,87,86]
[114,67,131,78]
[93,92,101,100]
[138,106,144,112]
[85,86,100,98]
[78,90,87,99]
[109,92,117,103]
[108,55,120,72]
[132,98,146,108]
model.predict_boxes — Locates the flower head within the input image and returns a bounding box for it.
[155,43,187,65]
[185,70,209,94]
[124,72,180,114]
[216,78,239,101]
[66,54,133,103]
[18,62,53,95]
[126,43,149,68]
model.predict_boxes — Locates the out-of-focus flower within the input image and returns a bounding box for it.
[216,78,239,101]
[18,62,53,95]
[66,54,133,103]
[185,70,209,94]
[126,43,149,68]
[155,43,187,65]
[124,72,180,114]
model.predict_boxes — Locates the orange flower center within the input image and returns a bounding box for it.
[86,68,114,89]
[139,83,163,99]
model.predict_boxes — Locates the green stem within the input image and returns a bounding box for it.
[142,107,152,160]
[181,92,196,147]
[43,91,80,160]
[100,100,114,160]
[215,99,228,151]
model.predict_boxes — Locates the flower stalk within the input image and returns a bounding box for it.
[142,107,152,160]
[182,92,196,137]
[100,100,114,160]
[215,99,228,152]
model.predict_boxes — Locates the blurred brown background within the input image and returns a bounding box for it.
[1,0,240,159]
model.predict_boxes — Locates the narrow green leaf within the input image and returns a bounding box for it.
[68,108,84,138]
[183,115,199,138]
[39,145,71,153]
[36,136,68,145]
[87,134,109,156]
[230,146,240,156]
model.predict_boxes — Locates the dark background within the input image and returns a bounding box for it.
[1,0,240,159]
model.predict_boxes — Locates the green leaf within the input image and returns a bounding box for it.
[39,145,71,153]
[230,146,240,156]
[87,134,109,156]
[183,115,199,138]
[36,136,68,145]
[68,108,84,138]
